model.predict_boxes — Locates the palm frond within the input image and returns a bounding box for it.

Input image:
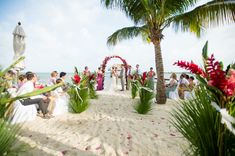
[107,25,148,46]
[134,87,154,114]
[10,83,63,103]
[171,0,235,37]
[0,56,25,77]
[131,80,139,99]
[0,119,20,155]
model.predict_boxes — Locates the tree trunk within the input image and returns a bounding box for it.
[153,40,166,104]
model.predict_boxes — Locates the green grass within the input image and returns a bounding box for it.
[68,86,90,113]
[134,87,154,114]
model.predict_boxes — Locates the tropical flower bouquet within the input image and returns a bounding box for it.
[68,67,90,113]
[130,72,154,114]
[172,42,235,155]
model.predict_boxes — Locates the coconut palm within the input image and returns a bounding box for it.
[101,0,235,104]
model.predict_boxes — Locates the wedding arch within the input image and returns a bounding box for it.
[101,55,129,90]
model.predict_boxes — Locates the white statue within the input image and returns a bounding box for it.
[13,22,26,70]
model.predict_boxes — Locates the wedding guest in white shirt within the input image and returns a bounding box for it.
[16,72,51,119]
[178,73,190,99]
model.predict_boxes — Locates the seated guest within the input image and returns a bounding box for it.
[59,72,68,91]
[178,73,189,99]
[17,74,26,89]
[16,72,51,119]
[48,71,58,85]
[165,73,178,98]
[60,72,67,82]
[4,70,16,88]
[185,76,195,92]
[52,78,69,115]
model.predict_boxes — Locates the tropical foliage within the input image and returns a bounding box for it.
[68,86,90,113]
[134,87,154,114]
[131,80,139,99]
[101,0,235,104]
[171,85,235,156]
[173,42,235,155]
[174,41,235,117]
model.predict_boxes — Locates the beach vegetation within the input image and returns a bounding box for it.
[68,86,90,113]
[134,87,154,114]
[173,42,235,155]
[171,85,235,155]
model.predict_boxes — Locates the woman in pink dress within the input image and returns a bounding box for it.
[96,67,104,90]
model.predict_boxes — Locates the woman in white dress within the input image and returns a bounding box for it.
[109,67,117,91]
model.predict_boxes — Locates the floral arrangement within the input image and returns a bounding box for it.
[174,41,235,117]
[100,55,129,89]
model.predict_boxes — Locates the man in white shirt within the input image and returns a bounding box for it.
[17,72,50,118]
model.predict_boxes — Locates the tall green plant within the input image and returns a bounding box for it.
[134,87,154,114]
[171,86,235,155]
[131,80,139,99]
[68,86,90,113]
[101,0,235,104]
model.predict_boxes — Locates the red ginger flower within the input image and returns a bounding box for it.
[174,61,206,77]
[73,74,81,84]
[206,54,228,92]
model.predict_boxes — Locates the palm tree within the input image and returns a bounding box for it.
[101,0,235,104]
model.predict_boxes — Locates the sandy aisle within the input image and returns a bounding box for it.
[17,91,188,156]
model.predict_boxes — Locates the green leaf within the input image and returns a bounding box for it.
[0,56,25,77]
[134,86,154,114]
[202,41,208,60]
[10,83,63,103]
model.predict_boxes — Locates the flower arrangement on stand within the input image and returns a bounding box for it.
[172,42,235,155]
[68,67,90,113]
[131,72,154,114]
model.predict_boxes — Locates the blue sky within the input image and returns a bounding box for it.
[0,0,235,73]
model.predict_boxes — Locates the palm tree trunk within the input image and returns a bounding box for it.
[153,40,166,104]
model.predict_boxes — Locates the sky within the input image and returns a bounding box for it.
[0,0,235,73]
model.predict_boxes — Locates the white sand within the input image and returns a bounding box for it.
[17,91,188,156]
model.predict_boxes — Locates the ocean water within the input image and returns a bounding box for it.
[35,72,185,90]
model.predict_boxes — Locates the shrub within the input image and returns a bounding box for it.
[68,86,89,113]
[134,87,154,114]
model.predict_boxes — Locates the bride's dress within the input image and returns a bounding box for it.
[109,73,117,92]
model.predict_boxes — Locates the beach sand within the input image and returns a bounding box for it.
[17,90,188,156]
